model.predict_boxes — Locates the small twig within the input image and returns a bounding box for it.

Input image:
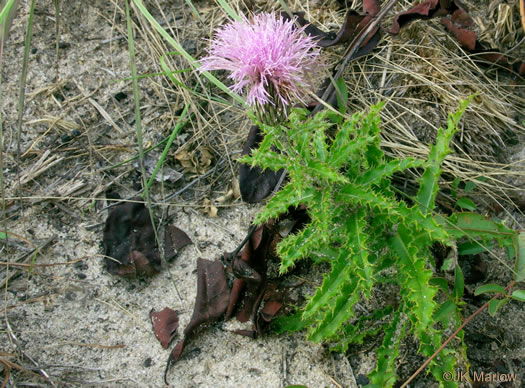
[5,319,58,388]
[50,342,125,350]
[0,257,85,267]
[326,375,342,388]
[281,345,287,387]
[0,235,56,289]
[401,281,516,387]
[165,157,228,202]
[227,224,257,260]
[313,0,399,115]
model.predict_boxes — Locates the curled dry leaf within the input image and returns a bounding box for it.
[103,198,191,278]
[226,220,285,334]
[283,0,381,48]
[165,258,229,383]
[239,125,284,203]
[164,225,192,261]
[202,198,218,217]
[150,307,179,349]
[175,146,214,175]
[216,178,241,204]
[390,0,525,75]
[103,199,160,277]
[259,301,283,323]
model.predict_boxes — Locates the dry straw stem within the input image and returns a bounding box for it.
[340,0,525,204]
[131,0,249,184]
[135,0,525,207]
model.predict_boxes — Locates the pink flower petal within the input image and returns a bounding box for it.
[200,13,322,110]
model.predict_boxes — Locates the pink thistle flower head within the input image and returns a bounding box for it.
[200,12,322,113]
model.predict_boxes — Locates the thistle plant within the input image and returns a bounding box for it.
[199,12,322,126]
[200,10,525,387]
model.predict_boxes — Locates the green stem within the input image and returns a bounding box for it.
[146,104,189,189]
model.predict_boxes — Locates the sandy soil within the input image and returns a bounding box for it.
[1,0,524,387]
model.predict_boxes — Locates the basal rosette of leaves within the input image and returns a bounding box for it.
[241,99,519,386]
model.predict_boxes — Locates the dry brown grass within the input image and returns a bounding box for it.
[133,0,525,206]
[0,0,524,384]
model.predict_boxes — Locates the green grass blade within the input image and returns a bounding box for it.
[184,0,200,19]
[159,52,191,89]
[0,0,19,35]
[146,104,189,189]
[131,0,246,107]
[126,1,146,191]
[125,0,158,245]
[214,0,240,21]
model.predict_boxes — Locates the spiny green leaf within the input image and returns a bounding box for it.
[417,99,469,214]
[308,279,359,342]
[368,310,406,387]
[346,209,374,295]
[356,158,425,187]
[277,223,325,273]
[337,185,402,218]
[389,227,437,331]
[302,249,353,319]
[255,185,315,224]
[331,306,394,353]
[304,159,348,184]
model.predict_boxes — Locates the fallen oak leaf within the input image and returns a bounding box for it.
[390,0,525,75]
[228,224,274,325]
[259,301,283,323]
[103,197,191,278]
[390,0,447,34]
[164,258,229,383]
[164,225,192,262]
[283,6,380,49]
[103,198,160,277]
[150,307,179,349]
[440,13,475,50]
[226,207,308,331]
[239,125,284,203]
